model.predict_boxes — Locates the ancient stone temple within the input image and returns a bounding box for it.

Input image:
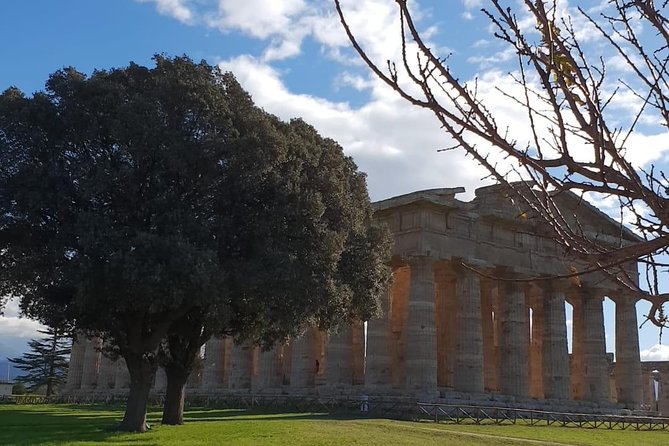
[65,185,649,410]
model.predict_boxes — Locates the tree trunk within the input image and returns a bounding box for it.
[118,354,157,432]
[162,366,189,425]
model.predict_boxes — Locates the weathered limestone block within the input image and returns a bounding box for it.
[614,295,643,408]
[65,334,86,392]
[404,257,437,393]
[453,268,484,393]
[542,287,570,400]
[81,337,101,389]
[499,281,529,397]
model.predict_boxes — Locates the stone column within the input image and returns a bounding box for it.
[154,367,167,392]
[659,373,669,415]
[434,266,456,389]
[96,353,117,392]
[254,347,283,392]
[325,322,364,390]
[186,364,202,390]
[290,327,324,391]
[351,321,365,386]
[80,337,101,390]
[642,369,654,409]
[571,287,609,402]
[228,341,254,390]
[365,275,395,390]
[201,337,230,391]
[404,257,437,394]
[390,266,411,388]
[114,358,130,390]
[324,326,352,389]
[569,292,583,399]
[528,288,544,399]
[65,334,85,392]
[614,294,643,408]
[542,285,570,400]
[499,280,529,397]
[480,279,498,393]
[453,267,484,393]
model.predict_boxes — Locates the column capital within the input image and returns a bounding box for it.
[406,255,435,269]
[564,284,607,304]
[543,278,568,293]
[437,257,492,277]
[608,290,640,306]
[491,266,528,293]
[387,254,409,269]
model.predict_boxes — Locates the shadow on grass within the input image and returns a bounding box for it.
[0,404,153,445]
[183,407,360,423]
[0,404,362,445]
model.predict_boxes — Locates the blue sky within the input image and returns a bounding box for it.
[1,0,668,371]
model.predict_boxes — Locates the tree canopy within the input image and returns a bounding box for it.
[0,55,390,431]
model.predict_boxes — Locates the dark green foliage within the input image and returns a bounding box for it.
[10,382,26,395]
[0,56,236,431]
[215,108,392,346]
[7,327,70,396]
[0,55,391,430]
[158,99,392,423]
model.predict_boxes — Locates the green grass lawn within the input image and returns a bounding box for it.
[1,404,668,446]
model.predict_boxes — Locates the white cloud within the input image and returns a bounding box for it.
[0,299,46,338]
[136,0,194,23]
[211,0,307,38]
[641,344,669,362]
[0,300,49,358]
[462,0,482,8]
[218,55,488,201]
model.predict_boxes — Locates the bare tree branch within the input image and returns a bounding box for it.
[335,0,669,327]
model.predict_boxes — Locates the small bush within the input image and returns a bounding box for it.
[11,383,26,395]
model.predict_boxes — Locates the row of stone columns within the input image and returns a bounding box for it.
[65,323,365,395]
[65,338,131,393]
[364,257,642,407]
[64,257,643,408]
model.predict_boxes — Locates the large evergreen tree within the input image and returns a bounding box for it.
[0,56,390,432]
[8,327,70,396]
[1,57,237,431]
[157,96,391,424]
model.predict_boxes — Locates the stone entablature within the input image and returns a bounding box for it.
[64,186,646,411]
[373,185,639,283]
